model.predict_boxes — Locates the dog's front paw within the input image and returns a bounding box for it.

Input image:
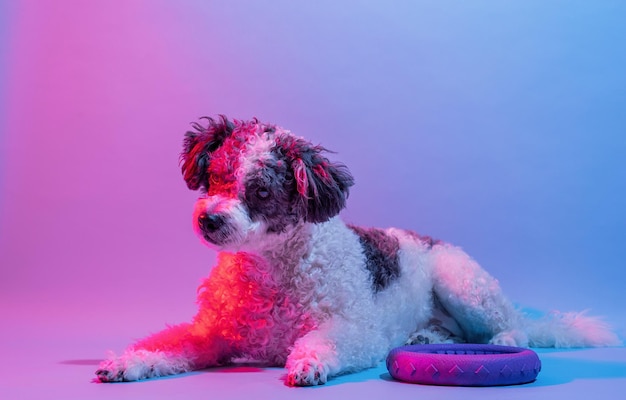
[286,359,329,386]
[95,350,191,383]
[95,357,127,382]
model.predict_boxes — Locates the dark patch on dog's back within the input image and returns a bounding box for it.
[348,225,400,292]
[402,229,442,249]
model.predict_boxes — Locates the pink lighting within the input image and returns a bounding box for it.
[1,1,624,399]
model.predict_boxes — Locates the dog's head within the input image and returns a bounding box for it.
[180,116,354,250]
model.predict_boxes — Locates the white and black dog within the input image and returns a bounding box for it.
[96,116,620,386]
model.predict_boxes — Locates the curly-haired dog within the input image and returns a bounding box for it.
[96,116,621,386]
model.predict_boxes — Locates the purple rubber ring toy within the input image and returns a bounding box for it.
[386,344,541,386]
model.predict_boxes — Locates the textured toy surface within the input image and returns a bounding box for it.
[387,344,541,386]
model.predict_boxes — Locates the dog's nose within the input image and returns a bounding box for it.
[198,213,225,233]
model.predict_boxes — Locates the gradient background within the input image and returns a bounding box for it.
[1,1,625,399]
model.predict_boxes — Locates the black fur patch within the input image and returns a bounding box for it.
[348,225,400,292]
[180,115,235,192]
[244,157,299,233]
[402,229,442,249]
[274,134,354,223]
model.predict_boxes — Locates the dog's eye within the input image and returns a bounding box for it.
[256,188,271,200]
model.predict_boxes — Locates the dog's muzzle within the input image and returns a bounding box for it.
[193,198,256,249]
[197,212,230,245]
[198,213,225,233]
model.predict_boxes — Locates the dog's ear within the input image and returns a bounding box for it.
[277,135,354,223]
[180,115,235,191]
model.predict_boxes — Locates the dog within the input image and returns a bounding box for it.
[96,116,621,386]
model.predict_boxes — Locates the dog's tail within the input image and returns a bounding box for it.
[522,310,622,348]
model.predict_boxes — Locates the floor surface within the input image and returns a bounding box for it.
[2,299,625,400]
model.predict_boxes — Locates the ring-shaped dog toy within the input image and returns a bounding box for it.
[386,344,541,386]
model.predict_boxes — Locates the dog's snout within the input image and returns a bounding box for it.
[198,213,225,233]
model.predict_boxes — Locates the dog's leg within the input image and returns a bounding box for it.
[96,323,228,382]
[285,316,389,386]
[285,328,337,386]
[429,245,527,346]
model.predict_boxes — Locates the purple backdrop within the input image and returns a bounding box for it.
[1,1,624,340]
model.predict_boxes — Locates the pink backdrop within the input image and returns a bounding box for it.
[1,0,624,342]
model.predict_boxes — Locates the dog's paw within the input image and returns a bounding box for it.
[406,333,432,345]
[95,357,127,382]
[286,359,329,386]
[95,350,191,383]
[406,327,458,345]
[489,330,529,347]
